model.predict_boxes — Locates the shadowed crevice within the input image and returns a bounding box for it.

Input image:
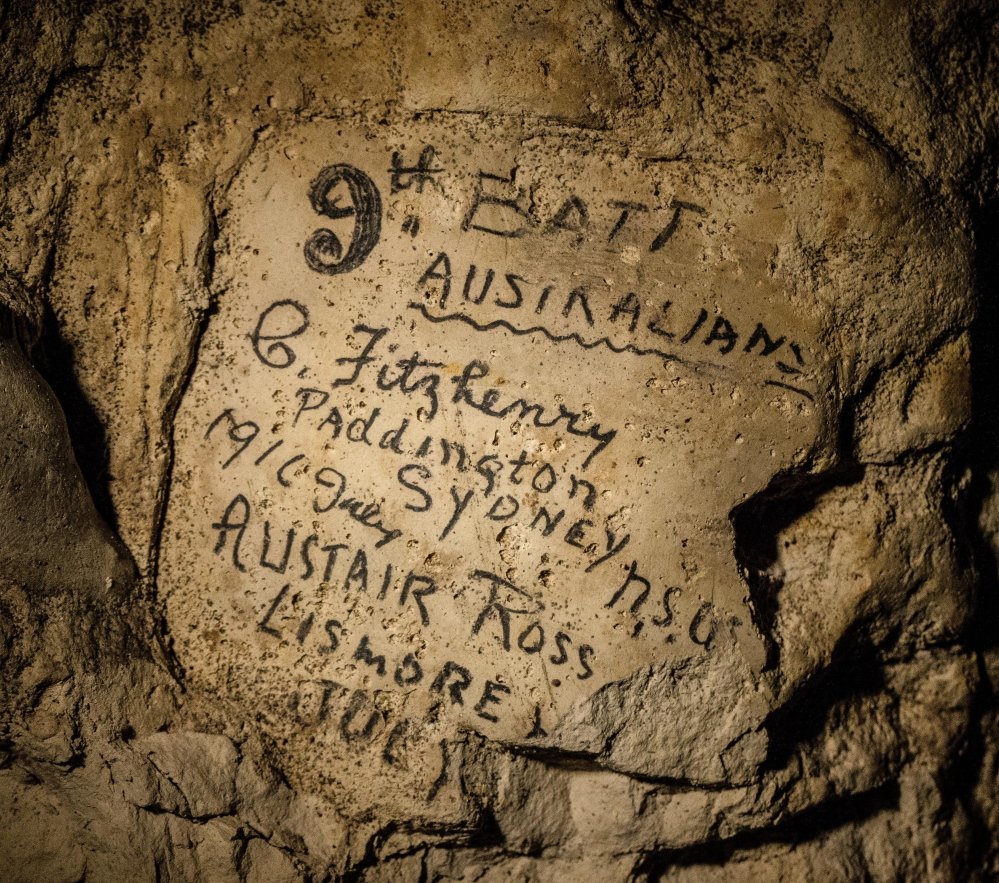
[949,183,999,876]
[637,779,900,878]
[34,307,119,534]
[729,464,863,675]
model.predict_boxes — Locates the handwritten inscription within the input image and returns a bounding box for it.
[160,119,821,813]
[412,252,812,401]
[304,165,382,275]
[197,331,725,748]
[460,169,705,250]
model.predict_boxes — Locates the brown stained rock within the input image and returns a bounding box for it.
[544,636,770,784]
[241,837,305,883]
[0,769,86,883]
[0,0,997,880]
[141,731,239,819]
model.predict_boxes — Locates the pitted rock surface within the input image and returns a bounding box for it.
[1,1,998,880]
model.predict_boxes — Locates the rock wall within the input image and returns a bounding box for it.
[1,1,999,880]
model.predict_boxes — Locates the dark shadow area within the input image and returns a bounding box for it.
[729,463,864,672]
[33,305,119,534]
[965,192,999,658]
[340,808,506,883]
[759,621,891,773]
[730,468,901,776]
[637,779,900,880]
[949,187,999,874]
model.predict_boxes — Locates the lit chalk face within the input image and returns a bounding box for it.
[160,118,820,815]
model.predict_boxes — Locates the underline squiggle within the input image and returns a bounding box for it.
[406,301,816,403]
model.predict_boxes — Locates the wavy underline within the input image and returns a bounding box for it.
[407,302,816,402]
[409,301,686,360]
